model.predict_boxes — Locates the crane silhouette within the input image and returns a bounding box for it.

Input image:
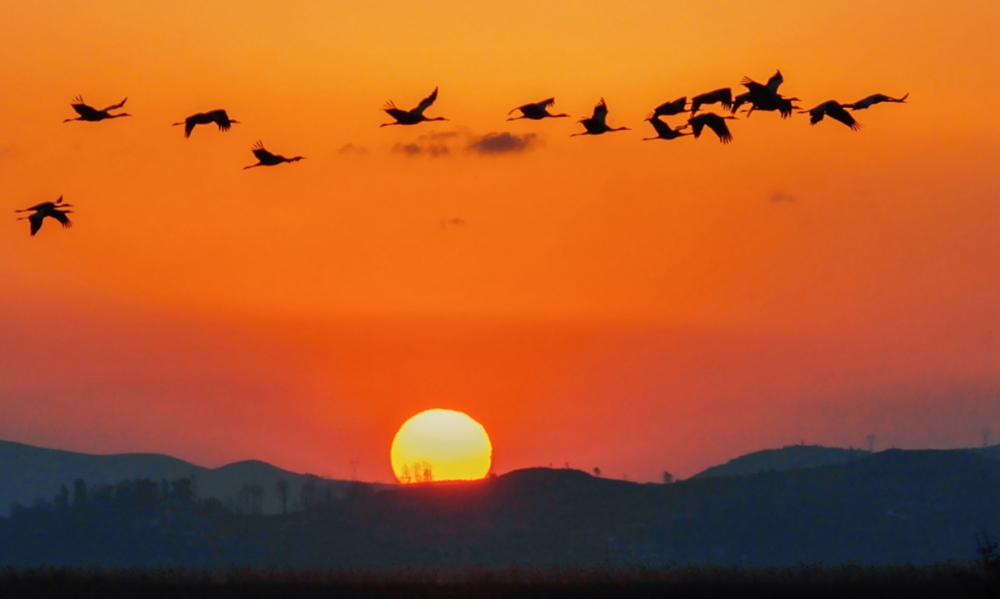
[507,98,569,121]
[647,97,688,119]
[735,71,801,118]
[736,94,801,118]
[380,87,448,127]
[172,110,240,137]
[741,70,785,100]
[845,93,909,110]
[801,101,860,130]
[688,113,736,144]
[63,96,130,122]
[243,141,305,170]
[571,99,630,136]
[642,115,691,141]
[15,196,73,236]
[731,92,753,114]
[690,88,733,114]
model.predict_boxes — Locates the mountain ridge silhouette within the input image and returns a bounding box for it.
[0,439,389,516]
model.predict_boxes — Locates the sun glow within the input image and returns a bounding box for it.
[391,409,492,484]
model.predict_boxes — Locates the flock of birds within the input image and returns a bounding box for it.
[17,70,907,236]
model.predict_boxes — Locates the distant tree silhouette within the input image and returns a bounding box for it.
[593,467,602,477]
[1,475,231,567]
[250,483,265,515]
[399,465,412,485]
[346,481,374,502]
[300,474,321,510]
[977,530,1000,572]
[171,478,196,503]
[72,479,87,509]
[276,479,289,515]
[54,485,69,510]
[237,483,264,515]
[867,434,876,453]
[662,471,674,484]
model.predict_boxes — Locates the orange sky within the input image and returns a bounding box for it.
[1,1,998,482]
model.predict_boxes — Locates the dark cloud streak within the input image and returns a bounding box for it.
[466,132,538,155]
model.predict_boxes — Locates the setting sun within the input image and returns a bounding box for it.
[391,409,492,484]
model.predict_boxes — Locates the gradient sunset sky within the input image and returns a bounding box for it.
[1,1,998,482]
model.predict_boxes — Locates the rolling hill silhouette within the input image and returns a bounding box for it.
[691,445,871,479]
[0,440,385,516]
[690,443,1000,479]
[4,439,1000,567]
[5,449,998,567]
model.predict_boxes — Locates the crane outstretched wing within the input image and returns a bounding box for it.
[101,97,127,112]
[706,118,733,144]
[591,98,608,126]
[72,103,100,119]
[688,116,705,138]
[208,110,232,131]
[251,141,277,161]
[805,103,829,124]
[766,70,783,94]
[717,88,733,110]
[648,116,672,138]
[414,87,439,115]
[649,97,685,118]
[50,210,73,228]
[731,93,751,113]
[825,103,861,130]
[28,213,44,236]
[383,106,409,120]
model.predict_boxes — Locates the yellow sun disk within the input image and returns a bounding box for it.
[391,409,492,483]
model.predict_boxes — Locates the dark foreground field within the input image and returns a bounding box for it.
[2,565,999,599]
